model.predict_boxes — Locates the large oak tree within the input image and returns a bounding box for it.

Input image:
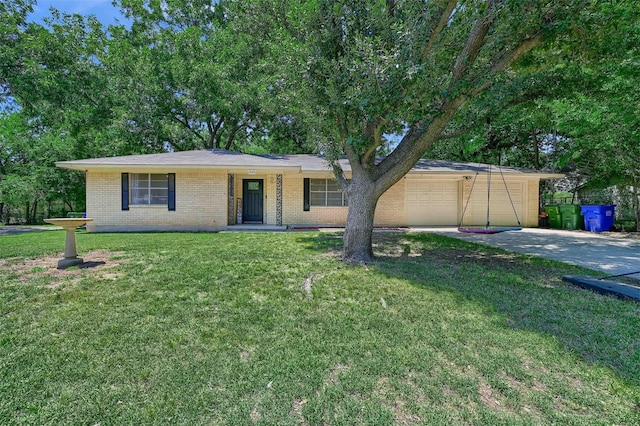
[243,0,598,262]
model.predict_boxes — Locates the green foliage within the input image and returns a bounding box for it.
[3,0,315,154]
[2,0,638,240]
[423,1,640,229]
[110,0,316,152]
[0,112,85,223]
[0,0,319,223]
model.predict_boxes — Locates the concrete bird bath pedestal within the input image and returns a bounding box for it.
[44,218,93,269]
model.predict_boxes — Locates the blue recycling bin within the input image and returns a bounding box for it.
[580,205,615,232]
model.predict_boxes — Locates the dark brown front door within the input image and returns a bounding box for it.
[243,179,263,223]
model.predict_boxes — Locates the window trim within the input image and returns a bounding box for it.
[308,178,348,207]
[129,173,169,206]
[121,172,176,211]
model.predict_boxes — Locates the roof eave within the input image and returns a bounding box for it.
[406,170,565,179]
[55,160,566,179]
[55,162,303,172]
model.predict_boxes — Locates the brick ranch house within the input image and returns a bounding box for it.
[56,149,563,232]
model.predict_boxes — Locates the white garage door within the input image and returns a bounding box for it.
[405,180,459,226]
[461,181,524,227]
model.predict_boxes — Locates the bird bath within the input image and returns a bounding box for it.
[44,218,94,269]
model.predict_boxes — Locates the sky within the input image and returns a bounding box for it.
[28,0,131,27]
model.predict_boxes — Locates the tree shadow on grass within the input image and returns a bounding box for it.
[300,231,640,387]
[78,261,107,269]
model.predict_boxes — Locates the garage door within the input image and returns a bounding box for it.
[405,180,459,226]
[461,181,524,227]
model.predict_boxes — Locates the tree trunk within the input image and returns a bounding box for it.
[342,176,380,263]
[31,198,38,224]
[224,122,244,151]
[207,118,224,149]
[532,129,540,170]
[633,184,640,232]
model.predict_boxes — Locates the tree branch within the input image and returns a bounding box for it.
[467,33,544,98]
[440,124,477,140]
[362,117,388,166]
[224,121,246,150]
[337,114,356,160]
[421,0,458,61]
[332,161,348,190]
[207,117,224,149]
[328,113,349,189]
[449,4,497,91]
[374,94,468,192]
[489,34,543,76]
[172,115,206,145]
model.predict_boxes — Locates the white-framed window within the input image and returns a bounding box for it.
[310,178,348,207]
[130,173,168,205]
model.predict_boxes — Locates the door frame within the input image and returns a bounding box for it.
[242,179,264,223]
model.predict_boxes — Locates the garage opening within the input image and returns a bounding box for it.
[405,179,459,226]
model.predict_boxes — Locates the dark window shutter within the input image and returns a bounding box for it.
[303,178,310,211]
[121,173,129,211]
[168,173,176,211]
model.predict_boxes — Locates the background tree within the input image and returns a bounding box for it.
[0,112,84,223]
[0,0,316,223]
[1,2,115,222]
[427,1,640,229]
[112,0,316,153]
[553,1,640,229]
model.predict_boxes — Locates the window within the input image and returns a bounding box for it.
[309,178,347,207]
[130,173,168,205]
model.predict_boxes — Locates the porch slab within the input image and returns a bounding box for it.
[223,224,287,232]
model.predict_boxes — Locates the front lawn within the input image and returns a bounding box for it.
[1,230,638,425]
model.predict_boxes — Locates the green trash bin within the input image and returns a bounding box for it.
[559,204,582,230]
[545,205,562,229]
[66,212,86,218]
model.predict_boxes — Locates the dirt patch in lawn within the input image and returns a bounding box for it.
[0,250,127,287]
[373,233,555,274]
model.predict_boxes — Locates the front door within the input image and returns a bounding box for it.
[242,179,263,223]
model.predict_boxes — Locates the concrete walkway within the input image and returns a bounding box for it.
[415,227,640,276]
[0,225,59,236]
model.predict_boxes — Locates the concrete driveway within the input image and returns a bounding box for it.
[416,227,640,276]
[0,225,58,236]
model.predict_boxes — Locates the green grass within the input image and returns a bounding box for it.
[1,230,639,425]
